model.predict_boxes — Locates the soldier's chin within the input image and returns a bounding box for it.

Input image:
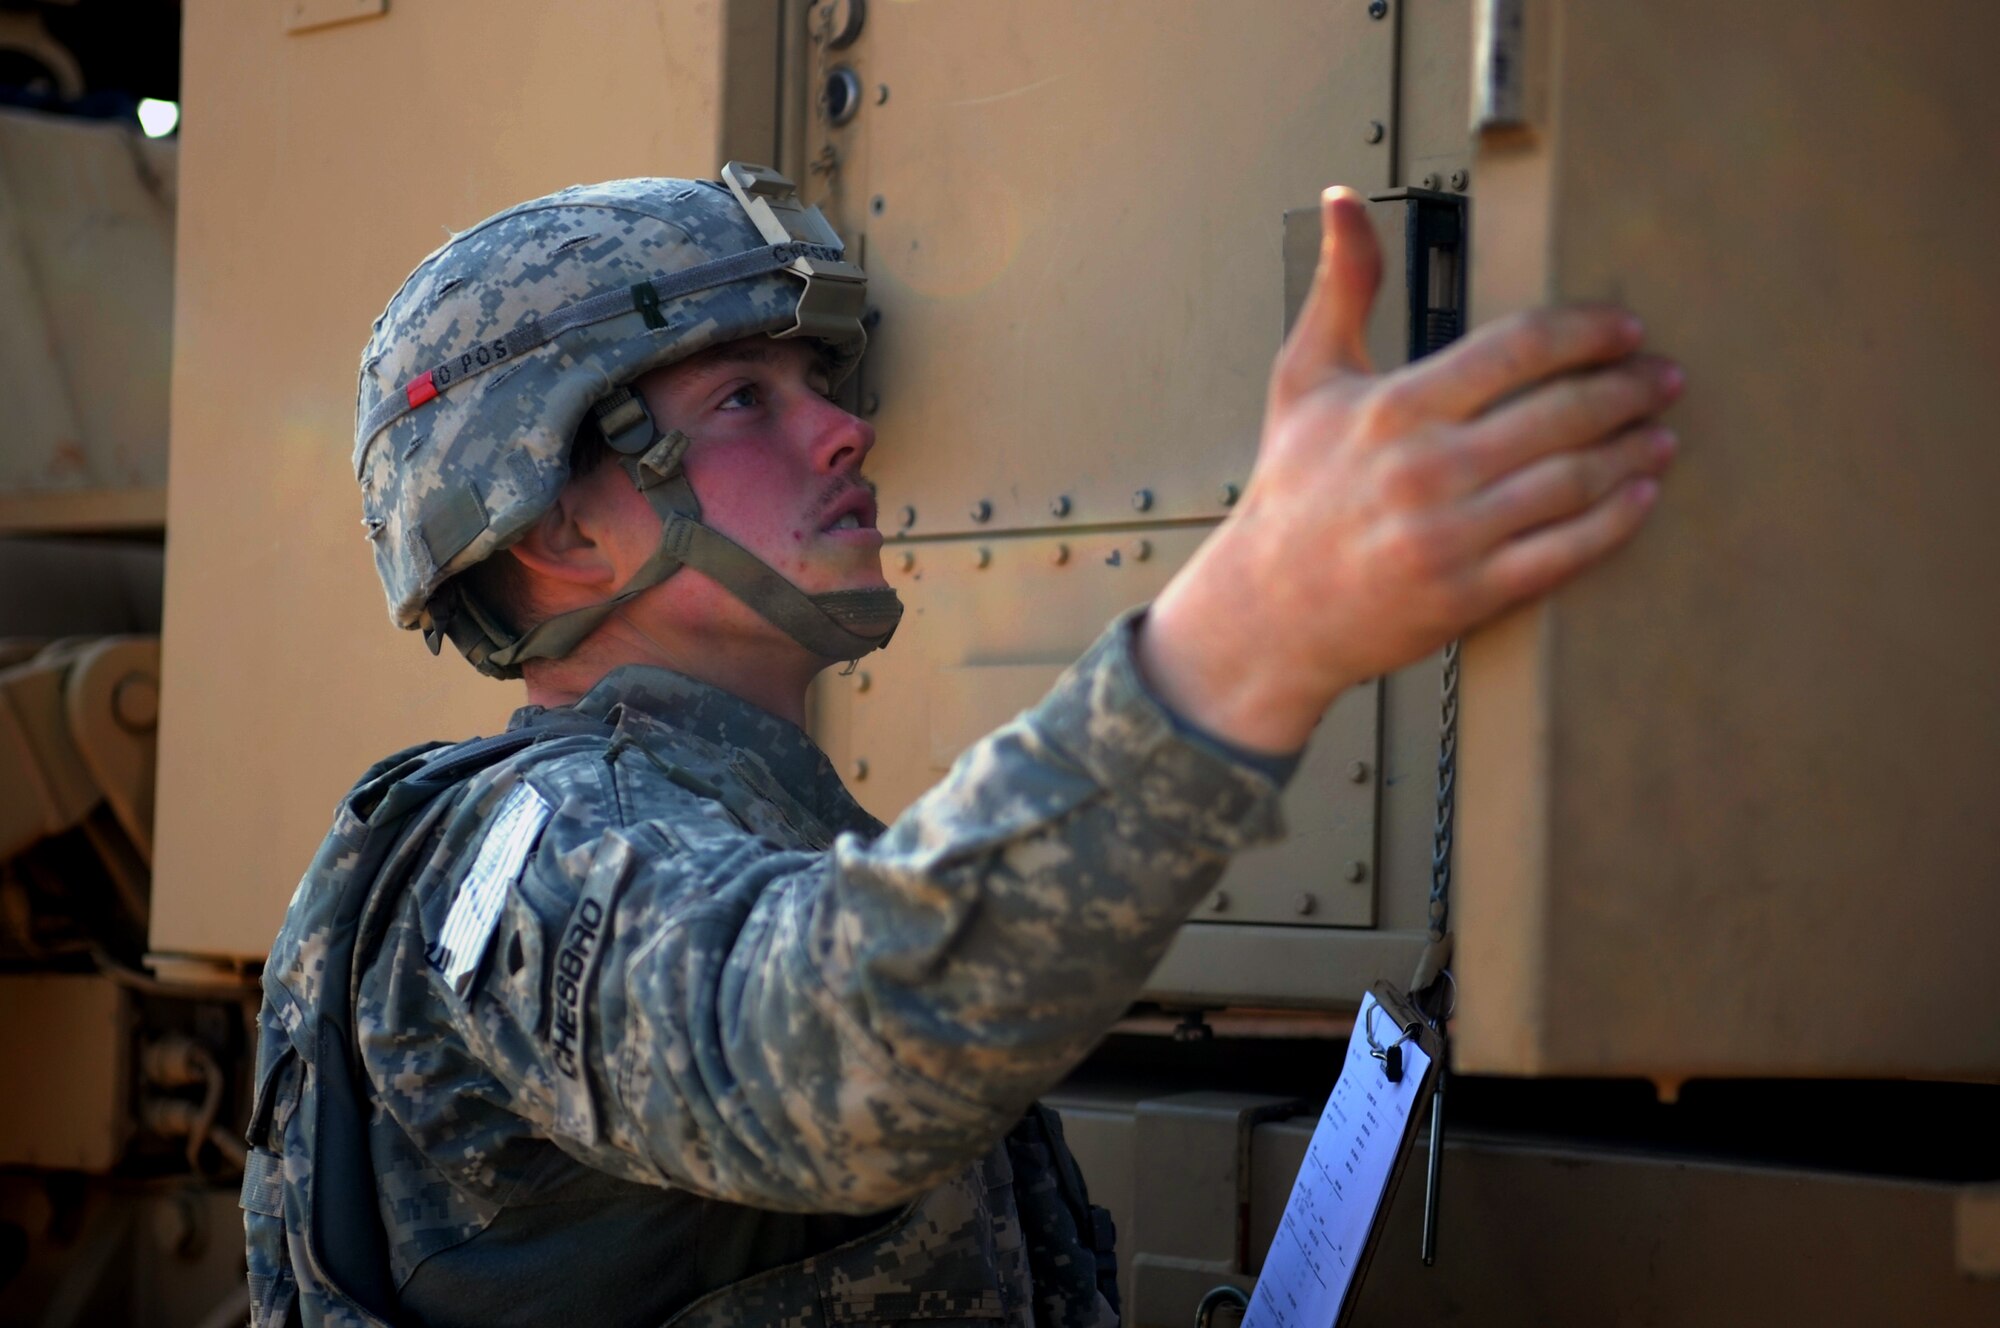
[822,549,890,592]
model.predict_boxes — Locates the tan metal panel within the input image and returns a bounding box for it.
[152,0,767,960]
[0,110,175,505]
[797,0,1399,536]
[0,976,127,1170]
[1455,0,2000,1078]
[812,525,1382,931]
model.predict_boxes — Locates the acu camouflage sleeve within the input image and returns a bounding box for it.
[388,613,1288,1214]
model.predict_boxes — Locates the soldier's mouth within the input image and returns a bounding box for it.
[819,489,878,535]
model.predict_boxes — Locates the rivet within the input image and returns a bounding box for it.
[862,391,881,415]
[970,499,992,523]
[876,83,890,106]
[1368,0,1389,18]
[1421,172,1442,190]
[1131,539,1152,562]
[1345,860,1369,884]
[1295,893,1318,916]
[1208,891,1230,913]
[850,758,869,781]
[974,545,992,569]
[1348,760,1371,783]
[855,670,872,693]
[1132,488,1154,512]
[1365,120,1385,145]
[1051,543,1070,566]
[1050,494,1072,518]
[870,195,886,216]
[1449,168,1469,192]
[899,550,916,572]
[1218,482,1241,507]
[898,504,917,529]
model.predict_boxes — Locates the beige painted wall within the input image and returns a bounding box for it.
[153,0,769,958]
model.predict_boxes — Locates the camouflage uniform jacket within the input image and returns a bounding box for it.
[242,614,1290,1327]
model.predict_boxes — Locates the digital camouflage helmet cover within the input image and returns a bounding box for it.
[353,163,902,678]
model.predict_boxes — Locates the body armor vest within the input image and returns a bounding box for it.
[241,725,1119,1328]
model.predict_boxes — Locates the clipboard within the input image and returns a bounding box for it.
[1333,982,1445,1327]
[1241,981,1445,1328]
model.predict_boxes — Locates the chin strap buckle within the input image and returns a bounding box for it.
[590,387,662,457]
[633,429,694,492]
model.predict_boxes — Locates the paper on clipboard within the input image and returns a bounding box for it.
[1242,991,1433,1328]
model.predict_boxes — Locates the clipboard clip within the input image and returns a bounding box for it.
[1361,1002,1421,1083]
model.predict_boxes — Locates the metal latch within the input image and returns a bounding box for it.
[1283,188,1467,372]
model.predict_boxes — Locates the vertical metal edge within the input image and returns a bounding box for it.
[775,0,813,180]
[1364,673,1388,924]
[1471,0,1526,132]
[1386,0,1407,188]
[718,0,782,167]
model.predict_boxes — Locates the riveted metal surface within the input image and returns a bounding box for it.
[811,524,1383,931]
[1455,0,2000,1078]
[795,0,1398,536]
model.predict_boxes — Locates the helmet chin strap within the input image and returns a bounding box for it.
[436,386,902,680]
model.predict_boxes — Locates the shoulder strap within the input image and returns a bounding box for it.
[309,719,604,1323]
[1008,1103,1123,1323]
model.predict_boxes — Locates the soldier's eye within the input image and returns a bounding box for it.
[719,384,759,411]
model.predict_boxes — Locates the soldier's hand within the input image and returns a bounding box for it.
[1142,186,1681,753]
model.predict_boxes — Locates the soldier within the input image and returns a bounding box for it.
[240,166,1679,1327]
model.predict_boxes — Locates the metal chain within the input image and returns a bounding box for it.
[1429,638,1459,947]
[1410,636,1460,1020]
[1416,638,1460,1266]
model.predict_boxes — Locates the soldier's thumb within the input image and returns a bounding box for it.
[1275,187,1380,401]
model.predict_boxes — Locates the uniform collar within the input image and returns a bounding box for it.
[506,665,878,835]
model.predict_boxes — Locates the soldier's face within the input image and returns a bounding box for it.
[635,338,887,598]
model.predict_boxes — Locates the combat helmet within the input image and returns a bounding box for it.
[353,163,902,679]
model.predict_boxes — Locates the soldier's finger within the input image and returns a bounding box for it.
[1474,475,1660,610]
[1390,305,1646,424]
[1456,356,1682,489]
[1458,425,1675,554]
[1271,187,1381,405]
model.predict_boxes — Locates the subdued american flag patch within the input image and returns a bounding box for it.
[428,782,552,996]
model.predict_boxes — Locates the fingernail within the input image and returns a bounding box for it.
[1620,313,1645,343]
[1630,478,1661,506]
[1651,427,1679,462]
[1658,362,1685,396]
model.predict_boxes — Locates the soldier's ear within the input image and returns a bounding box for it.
[507,477,621,589]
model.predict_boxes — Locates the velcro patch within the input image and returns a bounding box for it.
[427,783,551,996]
